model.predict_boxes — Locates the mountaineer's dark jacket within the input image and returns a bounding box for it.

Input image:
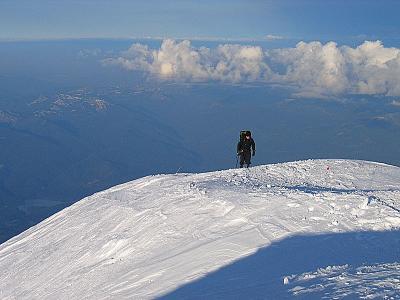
[237,138,256,154]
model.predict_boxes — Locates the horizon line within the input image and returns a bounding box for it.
[0,35,297,43]
[0,35,393,45]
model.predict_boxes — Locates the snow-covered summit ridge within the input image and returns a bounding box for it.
[1,159,399,299]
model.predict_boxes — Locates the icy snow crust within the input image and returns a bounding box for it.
[0,159,399,299]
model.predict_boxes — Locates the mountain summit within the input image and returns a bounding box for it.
[1,160,399,299]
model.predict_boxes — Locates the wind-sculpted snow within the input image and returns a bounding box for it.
[287,263,400,298]
[0,160,399,299]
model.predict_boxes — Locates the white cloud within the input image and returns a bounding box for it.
[104,39,271,83]
[391,100,400,107]
[212,44,270,82]
[343,41,400,96]
[104,39,400,97]
[265,34,284,41]
[269,41,349,97]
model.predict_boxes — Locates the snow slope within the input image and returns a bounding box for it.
[0,160,399,299]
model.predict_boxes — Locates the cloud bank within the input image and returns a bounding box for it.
[104,39,400,97]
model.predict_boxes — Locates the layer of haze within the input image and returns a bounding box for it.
[1,39,400,243]
[1,1,400,41]
[1,0,400,243]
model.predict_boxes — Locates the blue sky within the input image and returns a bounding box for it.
[1,0,400,42]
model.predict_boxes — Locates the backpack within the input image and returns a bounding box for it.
[240,130,252,142]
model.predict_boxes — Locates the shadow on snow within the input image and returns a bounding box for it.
[158,230,400,299]
[282,185,400,196]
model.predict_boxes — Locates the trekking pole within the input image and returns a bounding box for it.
[235,154,239,168]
